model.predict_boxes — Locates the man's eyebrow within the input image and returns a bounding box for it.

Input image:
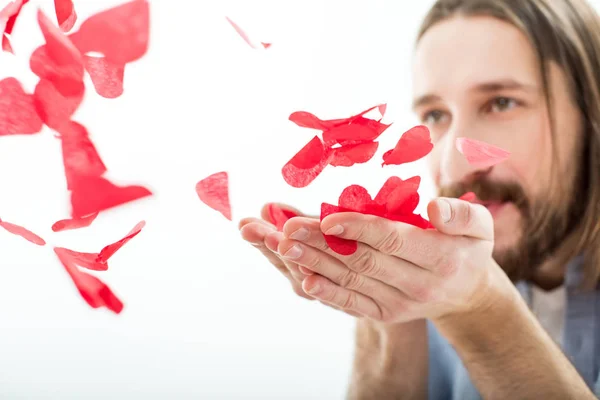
[411,79,538,110]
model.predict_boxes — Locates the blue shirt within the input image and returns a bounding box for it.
[427,255,600,399]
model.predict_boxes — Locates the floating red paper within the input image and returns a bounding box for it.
[0,77,43,136]
[329,141,379,167]
[282,136,333,188]
[70,0,149,64]
[196,172,232,221]
[386,176,421,215]
[338,185,373,214]
[83,55,125,98]
[289,104,386,133]
[320,203,357,255]
[97,220,145,262]
[57,121,107,190]
[225,16,269,50]
[268,204,298,231]
[378,103,387,118]
[52,212,98,232]
[322,122,389,146]
[54,0,77,32]
[70,176,152,218]
[382,125,433,166]
[33,79,84,131]
[2,0,28,36]
[55,248,124,314]
[455,138,510,168]
[459,192,477,202]
[54,247,107,270]
[0,218,46,245]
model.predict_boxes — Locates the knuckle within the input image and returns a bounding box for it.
[351,250,379,276]
[377,227,404,255]
[411,284,434,303]
[341,292,357,310]
[339,270,364,292]
[437,250,462,278]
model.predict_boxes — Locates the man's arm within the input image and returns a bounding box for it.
[347,319,428,400]
[435,272,595,400]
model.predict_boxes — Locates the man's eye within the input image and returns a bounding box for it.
[487,97,518,113]
[422,110,446,125]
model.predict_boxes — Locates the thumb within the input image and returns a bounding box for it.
[427,197,494,241]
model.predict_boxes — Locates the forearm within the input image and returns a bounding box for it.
[435,274,595,400]
[347,318,428,400]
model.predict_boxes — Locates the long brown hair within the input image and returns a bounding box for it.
[418,0,600,289]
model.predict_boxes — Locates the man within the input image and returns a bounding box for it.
[240,0,600,398]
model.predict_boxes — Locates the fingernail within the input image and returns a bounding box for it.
[324,225,344,236]
[283,244,303,260]
[306,283,321,294]
[439,199,452,223]
[290,227,309,241]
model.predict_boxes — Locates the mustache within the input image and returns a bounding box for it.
[438,178,529,211]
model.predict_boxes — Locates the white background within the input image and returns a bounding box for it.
[2,1,599,399]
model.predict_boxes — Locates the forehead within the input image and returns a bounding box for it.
[412,16,540,97]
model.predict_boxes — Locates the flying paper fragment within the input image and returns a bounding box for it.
[320,203,357,255]
[33,79,84,131]
[97,220,145,262]
[2,0,28,36]
[70,176,152,218]
[282,136,333,188]
[52,212,98,232]
[0,77,43,135]
[55,248,124,313]
[225,16,270,50]
[83,55,125,98]
[0,218,46,245]
[54,0,77,32]
[382,125,433,166]
[455,138,510,168]
[54,247,107,270]
[386,177,421,215]
[329,141,379,167]
[268,204,298,231]
[2,34,12,52]
[196,172,232,220]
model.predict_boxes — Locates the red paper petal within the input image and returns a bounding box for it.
[54,247,107,270]
[225,16,267,50]
[338,185,372,213]
[268,204,297,231]
[2,0,28,35]
[33,79,83,131]
[288,111,334,130]
[57,121,107,190]
[320,203,357,255]
[0,218,46,245]
[382,125,433,166]
[70,176,152,218]
[196,172,231,221]
[72,0,149,64]
[55,248,124,313]
[459,192,477,202]
[52,212,98,232]
[322,123,384,146]
[2,34,12,53]
[282,136,333,188]
[83,55,125,98]
[0,77,43,135]
[329,141,379,167]
[455,138,510,168]
[54,0,77,32]
[97,220,145,262]
[386,176,421,215]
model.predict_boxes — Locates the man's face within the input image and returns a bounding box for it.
[412,16,585,279]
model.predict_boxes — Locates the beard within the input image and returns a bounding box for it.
[438,168,587,282]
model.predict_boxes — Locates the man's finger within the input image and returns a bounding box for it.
[427,198,494,241]
[264,231,306,282]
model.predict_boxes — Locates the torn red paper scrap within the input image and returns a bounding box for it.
[97,220,145,262]
[288,104,386,132]
[320,203,357,256]
[70,176,152,218]
[33,79,84,131]
[29,45,84,98]
[225,16,270,50]
[2,34,12,52]
[70,0,149,64]
[459,192,477,202]
[322,121,389,146]
[58,122,107,190]
[455,138,510,168]
[329,141,379,167]
[268,204,298,231]
[386,176,421,215]
[382,125,433,166]
[54,247,107,270]
[196,172,232,221]
[338,185,373,214]
[378,103,387,118]
[83,55,125,98]
[55,247,124,314]
[52,212,98,232]
[54,0,77,32]
[0,77,43,136]
[2,0,28,35]
[0,218,46,245]
[282,136,333,188]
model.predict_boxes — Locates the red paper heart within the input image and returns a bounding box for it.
[329,141,379,167]
[455,138,510,168]
[382,125,433,166]
[320,203,357,255]
[196,172,232,220]
[282,136,333,188]
[386,176,421,215]
[0,78,43,136]
[83,55,125,99]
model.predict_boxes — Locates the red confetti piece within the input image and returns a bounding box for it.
[338,185,373,213]
[378,103,387,118]
[289,104,386,132]
[282,136,333,188]
[97,220,145,262]
[322,122,389,146]
[459,192,477,202]
[386,176,421,215]
[0,77,43,136]
[329,141,379,167]
[268,204,298,231]
[2,34,12,53]
[2,0,28,36]
[320,203,357,255]
[83,55,125,99]
[54,247,107,270]
[33,79,84,131]
[70,0,149,64]
[55,247,124,314]
[382,125,433,166]
[57,121,107,190]
[455,138,510,168]
[0,218,46,245]
[195,172,232,221]
[70,176,152,218]
[54,0,77,32]
[225,16,269,50]
[52,212,98,232]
